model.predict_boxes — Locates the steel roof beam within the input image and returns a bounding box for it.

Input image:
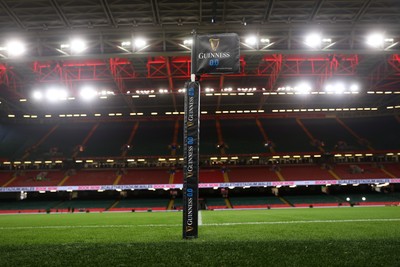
[49,0,71,28]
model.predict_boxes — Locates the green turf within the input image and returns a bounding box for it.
[0,207,399,266]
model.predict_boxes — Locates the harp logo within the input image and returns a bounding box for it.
[209,38,220,51]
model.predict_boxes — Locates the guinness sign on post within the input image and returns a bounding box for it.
[183,80,200,239]
[194,33,240,75]
[182,32,240,239]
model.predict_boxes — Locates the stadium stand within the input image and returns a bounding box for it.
[279,165,335,181]
[111,198,169,211]
[118,168,170,184]
[258,118,317,153]
[4,170,65,187]
[28,122,94,160]
[227,166,280,182]
[229,196,289,208]
[198,119,219,155]
[219,119,266,154]
[300,118,365,152]
[80,122,133,157]
[334,193,400,206]
[205,197,228,209]
[0,200,61,213]
[330,163,388,180]
[1,116,399,213]
[282,194,343,207]
[62,170,117,186]
[341,116,400,150]
[0,123,54,160]
[56,199,115,212]
[127,120,175,157]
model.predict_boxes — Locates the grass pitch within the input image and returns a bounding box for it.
[0,206,399,266]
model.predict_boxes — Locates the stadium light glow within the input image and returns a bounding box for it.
[46,88,68,102]
[32,91,43,100]
[80,87,98,101]
[305,33,322,48]
[134,38,146,49]
[366,33,384,48]
[70,38,87,53]
[121,41,131,47]
[6,40,26,57]
[183,39,193,45]
[245,36,257,46]
[324,81,360,94]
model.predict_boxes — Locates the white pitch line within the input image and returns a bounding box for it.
[198,210,203,226]
[0,218,399,230]
[203,218,400,226]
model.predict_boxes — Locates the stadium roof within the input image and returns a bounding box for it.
[0,0,399,119]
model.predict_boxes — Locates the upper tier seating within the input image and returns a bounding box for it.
[341,116,400,150]
[219,119,266,154]
[259,118,317,152]
[300,118,364,152]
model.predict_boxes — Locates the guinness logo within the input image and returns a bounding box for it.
[186,226,194,232]
[209,38,220,51]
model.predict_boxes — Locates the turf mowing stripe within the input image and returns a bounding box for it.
[1,218,399,230]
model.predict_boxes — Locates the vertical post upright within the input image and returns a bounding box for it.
[183,34,200,239]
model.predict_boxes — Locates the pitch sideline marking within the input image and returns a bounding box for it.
[0,218,399,230]
[198,210,203,226]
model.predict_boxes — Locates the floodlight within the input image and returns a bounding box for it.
[32,91,43,100]
[80,87,98,101]
[295,83,312,94]
[134,38,146,49]
[70,38,87,53]
[350,84,359,92]
[183,39,193,45]
[366,33,384,48]
[46,88,68,101]
[334,83,345,94]
[245,36,257,46]
[121,41,131,47]
[6,40,25,57]
[305,33,322,48]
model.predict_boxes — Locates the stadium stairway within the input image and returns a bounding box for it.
[168,172,175,184]
[328,170,342,180]
[57,174,70,186]
[121,122,139,158]
[2,173,18,187]
[171,119,180,157]
[335,117,374,151]
[215,119,226,155]
[380,168,397,179]
[296,118,325,152]
[106,200,120,211]
[255,118,275,153]
[275,171,285,181]
[224,198,233,209]
[278,197,294,207]
[72,123,99,158]
[223,170,230,183]
[21,124,59,160]
[167,198,175,210]
[113,174,122,185]
[51,200,67,210]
